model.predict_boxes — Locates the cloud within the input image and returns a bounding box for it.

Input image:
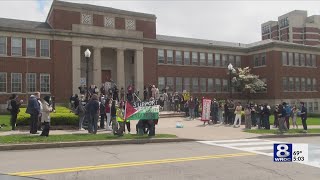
[1,0,320,43]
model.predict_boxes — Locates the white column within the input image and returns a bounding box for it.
[72,45,81,95]
[134,49,144,99]
[117,48,125,90]
[93,47,102,87]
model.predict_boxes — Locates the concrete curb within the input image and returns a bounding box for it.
[256,133,320,139]
[0,138,195,151]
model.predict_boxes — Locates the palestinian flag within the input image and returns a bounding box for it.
[125,101,160,121]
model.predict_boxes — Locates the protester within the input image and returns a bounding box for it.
[278,104,287,132]
[261,104,271,130]
[76,99,86,131]
[113,86,119,102]
[300,102,308,132]
[211,99,219,124]
[233,102,242,128]
[26,92,41,134]
[244,105,252,129]
[218,101,224,125]
[188,97,195,120]
[273,104,279,128]
[8,94,23,130]
[120,87,125,101]
[40,96,53,137]
[228,100,235,125]
[116,101,125,136]
[224,100,229,125]
[99,96,106,129]
[86,94,100,134]
[284,103,291,129]
[105,98,112,131]
[143,86,148,101]
[291,105,299,129]
[111,101,118,135]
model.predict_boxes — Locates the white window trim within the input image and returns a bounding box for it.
[26,38,36,57]
[0,72,7,93]
[26,73,37,93]
[40,39,50,58]
[11,37,22,57]
[40,73,50,93]
[0,36,7,56]
[11,73,22,93]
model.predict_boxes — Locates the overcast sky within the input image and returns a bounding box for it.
[1,0,320,43]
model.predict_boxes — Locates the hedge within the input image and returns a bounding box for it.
[17,106,79,126]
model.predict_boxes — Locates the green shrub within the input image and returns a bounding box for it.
[17,106,79,126]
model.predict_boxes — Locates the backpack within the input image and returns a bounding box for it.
[6,100,12,112]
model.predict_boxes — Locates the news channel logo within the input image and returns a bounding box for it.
[273,144,293,162]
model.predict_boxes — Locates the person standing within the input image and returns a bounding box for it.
[261,104,271,130]
[9,94,23,131]
[212,99,219,124]
[99,97,106,129]
[120,87,125,101]
[111,101,118,135]
[188,97,195,120]
[233,102,242,127]
[143,86,148,101]
[40,96,53,137]
[26,92,41,134]
[116,101,125,136]
[284,103,291,129]
[291,105,298,129]
[218,101,224,125]
[244,105,252,129]
[278,104,287,133]
[300,102,308,132]
[228,100,235,125]
[77,100,86,131]
[86,94,100,134]
[273,104,279,128]
[105,98,112,131]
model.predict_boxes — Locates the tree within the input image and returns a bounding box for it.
[231,67,267,101]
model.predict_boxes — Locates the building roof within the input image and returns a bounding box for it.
[53,0,156,20]
[0,18,51,31]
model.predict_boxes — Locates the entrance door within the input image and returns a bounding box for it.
[101,70,111,84]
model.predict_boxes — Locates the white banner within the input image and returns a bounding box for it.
[201,99,212,121]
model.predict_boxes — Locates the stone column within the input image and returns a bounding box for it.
[72,45,81,95]
[134,49,144,99]
[93,47,102,87]
[116,48,125,90]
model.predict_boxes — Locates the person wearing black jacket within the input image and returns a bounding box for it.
[85,94,100,134]
[99,97,106,129]
[300,102,308,132]
[110,100,118,135]
[261,104,271,130]
[26,92,41,134]
[9,94,22,130]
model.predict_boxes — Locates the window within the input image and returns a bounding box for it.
[294,53,300,66]
[184,78,190,92]
[166,77,174,92]
[289,77,294,91]
[222,79,228,92]
[192,52,198,65]
[307,78,312,91]
[208,78,213,92]
[11,37,22,56]
[313,78,317,91]
[200,78,206,92]
[0,72,6,92]
[262,25,270,34]
[306,54,311,66]
[0,36,6,55]
[288,52,293,66]
[166,50,173,64]
[295,77,300,91]
[192,78,199,92]
[254,55,260,67]
[222,54,228,67]
[279,17,289,28]
[311,55,316,67]
[208,53,213,66]
[236,56,241,67]
[11,73,22,93]
[158,49,164,64]
[314,102,319,111]
[175,77,182,92]
[300,54,305,66]
[26,73,36,92]
[184,51,190,65]
[282,77,288,91]
[200,53,206,66]
[81,13,92,25]
[158,77,165,91]
[228,55,235,66]
[215,54,221,67]
[26,38,36,57]
[175,51,182,65]
[215,79,221,92]
[301,78,306,91]
[40,74,50,93]
[125,19,135,30]
[308,102,313,112]
[282,52,287,65]
[104,17,115,28]
[261,53,266,66]
[40,39,50,57]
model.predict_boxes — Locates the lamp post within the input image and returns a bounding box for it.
[84,49,91,102]
[227,63,233,99]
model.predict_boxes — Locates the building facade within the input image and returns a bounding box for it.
[0,1,319,113]
[262,10,320,46]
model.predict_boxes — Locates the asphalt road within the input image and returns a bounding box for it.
[0,137,319,180]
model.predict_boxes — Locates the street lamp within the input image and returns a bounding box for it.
[227,63,233,99]
[84,48,91,102]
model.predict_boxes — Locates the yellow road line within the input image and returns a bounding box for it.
[9,152,255,177]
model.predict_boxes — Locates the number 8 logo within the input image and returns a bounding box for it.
[277,144,290,157]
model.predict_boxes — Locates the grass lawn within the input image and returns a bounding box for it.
[0,115,11,131]
[244,128,320,134]
[267,116,319,125]
[0,133,177,144]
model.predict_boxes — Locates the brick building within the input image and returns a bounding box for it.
[0,1,319,113]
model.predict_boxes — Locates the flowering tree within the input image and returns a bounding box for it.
[231,67,267,100]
